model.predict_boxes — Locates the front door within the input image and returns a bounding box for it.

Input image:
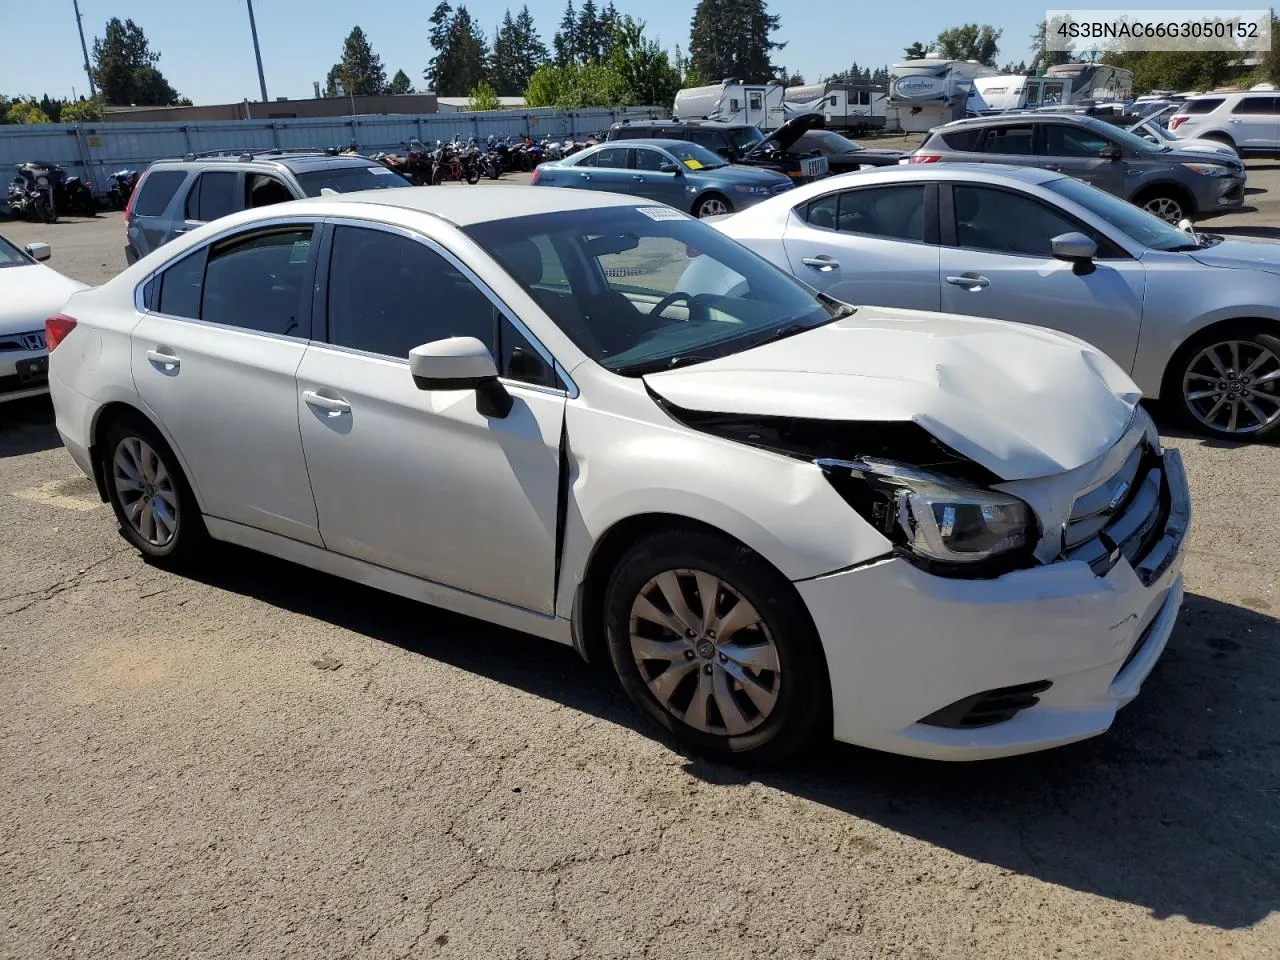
[630,146,686,205]
[130,223,322,544]
[1040,124,1127,195]
[781,182,940,310]
[295,222,566,614]
[1226,94,1280,151]
[941,183,1146,372]
[745,88,767,127]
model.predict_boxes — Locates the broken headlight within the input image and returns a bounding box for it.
[818,458,1038,577]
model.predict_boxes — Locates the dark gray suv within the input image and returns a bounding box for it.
[124,150,412,263]
[911,113,1246,223]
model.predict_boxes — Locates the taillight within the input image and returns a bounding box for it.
[1169,116,1188,131]
[529,167,540,184]
[45,314,77,352]
[909,154,942,164]
[123,171,143,224]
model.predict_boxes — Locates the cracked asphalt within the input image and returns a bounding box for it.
[2,192,1279,959]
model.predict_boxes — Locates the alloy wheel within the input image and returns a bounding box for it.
[1182,339,1280,435]
[1142,195,1184,223]
[696,197,729,218]
[112,436,179,547]
[628,568,781,736]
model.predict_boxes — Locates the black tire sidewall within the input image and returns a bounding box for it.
[603,530,829,764]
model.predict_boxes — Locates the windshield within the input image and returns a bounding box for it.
[665,142,728,169]
[729,127,766,152]
[1094,121,1166,153]
[807,131,863,153]
[465,206,843,375]
[1045,176,1197,251]
[0,234,28,267]
[295,164,412,195]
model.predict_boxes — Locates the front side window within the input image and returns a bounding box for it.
[245,173,293,209]
[202,228,314,335]
[981,125,1034,156]
[1045,124,1112,158]
[1233,96,1277,115]
[953,186,1084,258]
[633,149,670,172]
[468,206,845,375]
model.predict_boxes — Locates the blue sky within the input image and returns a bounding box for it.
[3,0,1227,104]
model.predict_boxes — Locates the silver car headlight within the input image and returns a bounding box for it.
[1181,162,1232,177]
[818,458,1038,576]
[732,184,771,195]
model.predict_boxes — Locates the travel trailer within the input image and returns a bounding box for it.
[972,74,1072,113]
[1043,63,1133,105]
[782,82,888,131]
[672,81,786,130]
[889,56,1002,132]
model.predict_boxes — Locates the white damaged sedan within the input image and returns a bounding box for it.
[1,234,86,402]
[48,188,1189,763]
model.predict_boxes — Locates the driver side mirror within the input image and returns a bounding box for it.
[1051,232,1097,276]
[24,241,51,261]
[1098,144,1122,161]
[659,161,682,175]
[408,336,512,418]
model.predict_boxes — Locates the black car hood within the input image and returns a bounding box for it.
[746,113,826,156]
[829,148,904,166]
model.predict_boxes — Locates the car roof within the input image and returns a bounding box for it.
[150,152,376,172]
[808,163,1065,187]
[602,138,693,150]
[322,184,642,225]
[615,120,751,130]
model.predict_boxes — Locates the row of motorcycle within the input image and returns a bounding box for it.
[5,162,138,223]
[364,133,604,186]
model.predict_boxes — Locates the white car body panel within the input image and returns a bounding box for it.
[49,187,1191,761]
[0,247,86,401]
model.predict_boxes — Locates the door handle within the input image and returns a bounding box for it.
[302,390,351,416]
[801,256,839,272]
[146,348,180,370]
[946,274,990,290]
[1227,118,1241,124]
[579,173,591,180]
[632,175,644,181]
[1044,164,1062,171]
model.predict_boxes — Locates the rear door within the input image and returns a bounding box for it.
[573,146,632,192]
[1040,123,1127,195]
[1227,94,1279,151]
[781,182,940,310]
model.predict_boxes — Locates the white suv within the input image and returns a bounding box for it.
[1169,90,1280,158]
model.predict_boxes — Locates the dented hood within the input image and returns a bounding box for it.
[644,307,1141,481]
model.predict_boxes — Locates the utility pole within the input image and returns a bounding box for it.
[246,0,269,103]
[72,0,96,97]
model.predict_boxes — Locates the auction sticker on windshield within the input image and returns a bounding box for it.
[637,206,690,221]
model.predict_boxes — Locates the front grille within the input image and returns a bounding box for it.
[920,680,1053,729]
[1062,442,1167,577]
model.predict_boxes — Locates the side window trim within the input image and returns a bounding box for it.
[315,217,573,396]
[140,216,324,339]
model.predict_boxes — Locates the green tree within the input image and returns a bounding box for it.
[38,94,63,123]
[609,16,682,106]
[688,0,784,81]
[491,7,548,95]
[524,61,626,107]
[468,78,502,110]
[4,100,51,125]
[61,97,105,122]
[326,26,386,96]
[553,0,577,67]
[92,17,182,106]
[425,4,491,96]
[1030,18,1073,72]
[903,41,930,59]
[1259,9,1280,87]
[577,0,605,61]
[386,69,415,95]
[934,24,1002,67]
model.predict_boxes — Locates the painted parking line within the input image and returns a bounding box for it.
[10,477,103,512]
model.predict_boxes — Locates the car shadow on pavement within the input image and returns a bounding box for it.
[186,545,1278,931]
[0,398,60,457]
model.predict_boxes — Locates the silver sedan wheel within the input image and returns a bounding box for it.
[1183,339,1280,435]
[112,436,179,547]
[1142,195,1184,223]
[696,196,730,218]
[628,568,781,736]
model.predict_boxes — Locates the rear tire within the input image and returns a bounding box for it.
[100,413,210,566]
[1163,324,1280,440]
[693,193,733,218]
[1135,187,1189,224]
[603,528,829,765]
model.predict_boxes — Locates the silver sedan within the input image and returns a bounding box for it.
[709,164,1280,440]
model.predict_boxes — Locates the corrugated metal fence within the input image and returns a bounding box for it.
[0,106,663,200]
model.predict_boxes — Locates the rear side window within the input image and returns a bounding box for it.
[132,170,187,217]
[1232,96,1278,115]
[805,185,926,242]
[1177,98,1224,115]
[184,171,239,222]
[202,228,314,335]
[157,249,207,319]
[592,147,631,169]
[938,128,983,151]
[980,126,1034,156]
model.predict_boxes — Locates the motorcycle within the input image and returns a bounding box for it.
[431,139,481,185]
[539,137,564,163]
[50,166,96,217]
[400,139,436,185]
[106,169,138,210]
[7,163,57,223]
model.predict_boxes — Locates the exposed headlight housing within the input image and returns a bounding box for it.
[818,457,1038,577]
[1181,162,1232,177]
[732,184,771,194]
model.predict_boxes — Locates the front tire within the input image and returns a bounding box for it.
[100,413,209,565]
[36,198,56,223]
[604,529,829,764]
[1136,188,1188,223]
[693,193,733,218]
[1167,326,1280,440]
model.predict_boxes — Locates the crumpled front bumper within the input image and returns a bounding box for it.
[797,449,1191,761]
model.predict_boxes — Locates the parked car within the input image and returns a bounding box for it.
[1120,106,1240,159]
[49,187,1188,763]
[531,140,793,217]
[701,164,1280,440]
[911,113,1246,223]
[788,130,904,172]
[0,235,85,402]
[124,149,413,263]
[607,116,830,184]
[1168,90,1280,157]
